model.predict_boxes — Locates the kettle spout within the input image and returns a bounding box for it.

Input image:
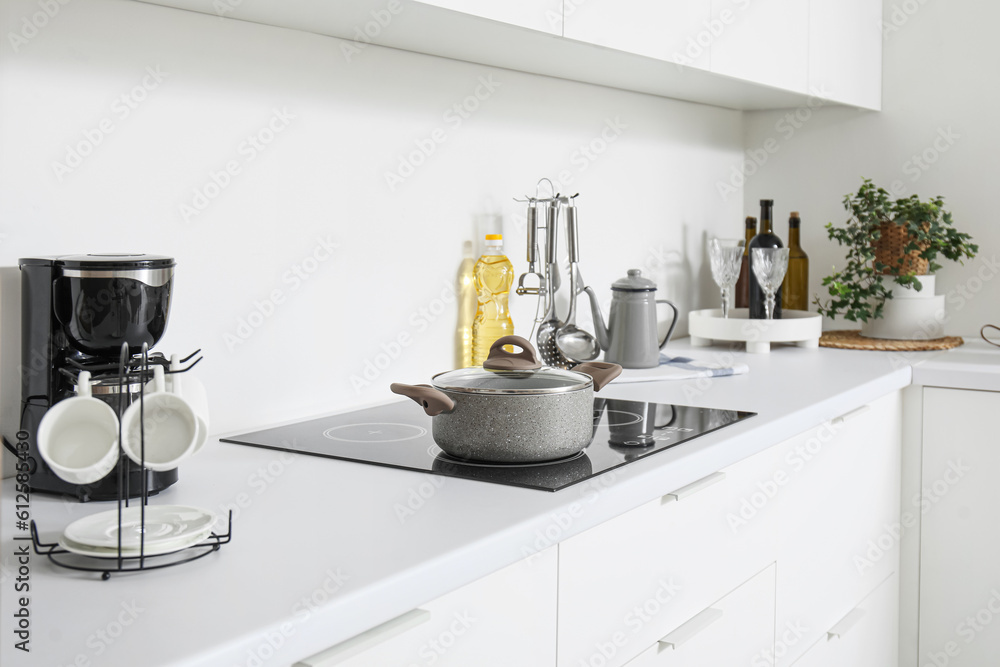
[584,286,610,351]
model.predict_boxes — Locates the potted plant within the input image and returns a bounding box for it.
[815,179,978,339]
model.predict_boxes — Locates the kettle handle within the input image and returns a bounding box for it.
[657,300,679,350]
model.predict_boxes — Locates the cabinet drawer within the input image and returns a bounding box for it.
[773,392,902,666]
[625,563,776,667]
[296,547,557,667]
[557,445,784,667]
[791,572,898,667]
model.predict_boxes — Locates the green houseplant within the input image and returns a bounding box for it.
[815,179,978,325]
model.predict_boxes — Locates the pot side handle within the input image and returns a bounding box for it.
[390,383,455,417]
[573,362,622,392]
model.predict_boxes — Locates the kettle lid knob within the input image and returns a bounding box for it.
[612,269,658,292]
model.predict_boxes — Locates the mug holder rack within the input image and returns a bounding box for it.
[29,343,232,580]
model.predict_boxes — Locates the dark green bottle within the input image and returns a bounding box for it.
[748,199,783,319]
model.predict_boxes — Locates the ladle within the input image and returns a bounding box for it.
[555,201,600,363]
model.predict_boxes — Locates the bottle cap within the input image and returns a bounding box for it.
[789,212,801,227]
[485,234,502,240]
[745,216,757,227]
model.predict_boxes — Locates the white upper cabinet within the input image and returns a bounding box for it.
[563,0,712,70]
[413,0,563,36]
[808,0,883,108]
[135,0,881,110]
[709,0,810,93]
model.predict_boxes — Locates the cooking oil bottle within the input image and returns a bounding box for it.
[472,234,514,366]
[456,241,477,368]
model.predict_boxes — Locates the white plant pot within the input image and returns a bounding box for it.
[860,294,946,340]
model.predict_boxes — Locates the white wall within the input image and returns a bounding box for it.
[0,0,743,440]
[742,0,1000,335]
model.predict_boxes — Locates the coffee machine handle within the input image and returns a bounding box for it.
[657,300,679,350]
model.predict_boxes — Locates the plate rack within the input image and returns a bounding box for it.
[29,343,232,580]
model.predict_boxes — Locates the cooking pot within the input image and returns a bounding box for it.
[390,335,621,463]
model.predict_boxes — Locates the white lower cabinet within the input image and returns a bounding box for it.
[791,572,899,667]
[295,546,557,667]
[919,387,1000,666]
[557,448,781,667]
[773,392,902,666]
[559,392,901,667]
[623,564,776,667]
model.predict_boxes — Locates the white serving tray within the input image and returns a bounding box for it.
[689,308,822,354]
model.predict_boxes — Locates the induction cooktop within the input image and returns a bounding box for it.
[221,397,755,492]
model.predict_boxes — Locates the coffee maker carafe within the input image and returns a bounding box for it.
[9,254,180,501]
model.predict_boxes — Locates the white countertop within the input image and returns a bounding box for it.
[0,337,948,667]
[911,338,1000,391]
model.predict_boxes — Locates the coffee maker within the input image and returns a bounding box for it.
[7,254,181,501]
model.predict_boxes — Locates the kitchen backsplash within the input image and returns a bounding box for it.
[0,0,743,441]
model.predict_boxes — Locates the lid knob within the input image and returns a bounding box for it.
[483,335,542,371]
[612,269,658,292]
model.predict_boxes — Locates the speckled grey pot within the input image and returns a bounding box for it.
[390,335,622,464]
[431,389,594,463]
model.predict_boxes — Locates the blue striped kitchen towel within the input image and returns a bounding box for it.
[610,354,749,384]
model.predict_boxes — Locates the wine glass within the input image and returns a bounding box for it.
[751,248,790,320]
[709,238,744,318]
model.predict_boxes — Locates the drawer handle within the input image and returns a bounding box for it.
[657,607,724,651]
[294,608,431,666]
[831,404,871,425]
[827,608,865,640]
[661,472,726,504]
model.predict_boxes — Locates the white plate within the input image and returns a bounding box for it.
[57,526,216,558]
[64,505,216,550]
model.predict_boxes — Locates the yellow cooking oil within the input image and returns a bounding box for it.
[456,241,477,368]
[472,234,514,366]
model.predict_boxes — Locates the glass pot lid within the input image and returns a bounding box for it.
[432,365,591,395]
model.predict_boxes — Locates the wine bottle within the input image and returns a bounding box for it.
[781,212,809,311]
[735,216,757,310]
[748,199,783,319]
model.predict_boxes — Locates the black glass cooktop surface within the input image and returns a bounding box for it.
[222,398,755,492]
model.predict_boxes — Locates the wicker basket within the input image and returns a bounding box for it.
[873,220,929,275]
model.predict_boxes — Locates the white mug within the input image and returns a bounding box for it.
[164,354,210,453]
[37,371,120,485]
[121,365,199,471]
